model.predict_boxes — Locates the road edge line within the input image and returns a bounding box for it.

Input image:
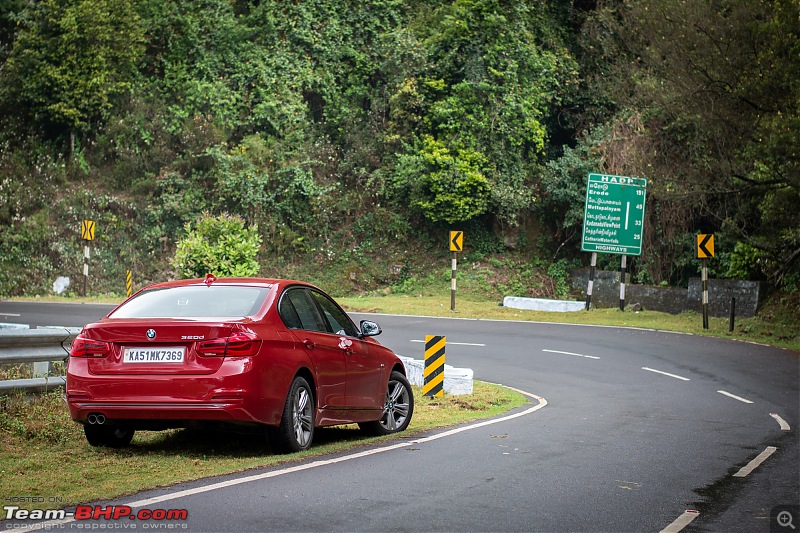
[660,510,700,533]
[733,446,778,478]
[26,386,547,530]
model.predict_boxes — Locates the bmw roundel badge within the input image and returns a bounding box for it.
[146,329,156,340]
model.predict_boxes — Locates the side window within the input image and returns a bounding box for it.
[280,289,327,332]
[311,291,358,337]
[278,294,303,329]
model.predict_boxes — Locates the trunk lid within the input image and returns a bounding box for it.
[83,320,233,375]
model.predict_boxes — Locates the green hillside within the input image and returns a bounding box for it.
[0,0,797,303]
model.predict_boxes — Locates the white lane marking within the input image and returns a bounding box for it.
[542,349,600,360]
[660,509,700,533]
[717,390,754,404]
[770,413,791,431]
[0,313,22,317]
[733,446,778,478]
[642,367,690,381]
[410,339,486,347]
[28,388,547,530]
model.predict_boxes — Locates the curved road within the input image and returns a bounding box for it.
[1,302,798,532]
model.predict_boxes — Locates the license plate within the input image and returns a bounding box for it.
[123,347,185,363]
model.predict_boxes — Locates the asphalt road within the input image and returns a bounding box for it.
[0,300,116,329]
[1,301,798,532]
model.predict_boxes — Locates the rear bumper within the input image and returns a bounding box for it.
[66,357,285,427]
[68,400,257,426]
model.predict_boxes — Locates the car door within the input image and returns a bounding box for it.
[278,288,346,409]
[309,290,384,410]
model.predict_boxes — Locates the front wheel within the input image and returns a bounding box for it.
[359,371,414,436]
[268,376,315,454]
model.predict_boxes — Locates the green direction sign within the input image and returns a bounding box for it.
[581,173,647,256]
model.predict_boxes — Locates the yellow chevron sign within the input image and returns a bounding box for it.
[449,231,463,252]
[81,220,95,241]
[423,335,446,398]
[697,234,714,259]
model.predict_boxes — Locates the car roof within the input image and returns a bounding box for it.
[140,277,316,291]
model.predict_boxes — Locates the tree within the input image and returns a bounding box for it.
[572,0,800,285]
[0,0,25,59]
[388,0,579,229]
[5,0,144,158]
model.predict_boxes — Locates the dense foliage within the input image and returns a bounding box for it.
[0,0,797,298]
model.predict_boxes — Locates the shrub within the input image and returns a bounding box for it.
[171,213,262,279]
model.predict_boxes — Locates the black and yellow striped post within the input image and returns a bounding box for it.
[80,220,95,297]
[126,270,132,298]
[449,231,463,311]
[423,335,446,398]
[697,234,714,330]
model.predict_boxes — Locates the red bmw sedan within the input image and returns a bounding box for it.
[66,276,414,453]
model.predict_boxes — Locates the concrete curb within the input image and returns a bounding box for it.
[503,296,584,313]
[398,355,474,395]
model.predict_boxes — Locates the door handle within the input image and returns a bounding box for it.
[302,339,316,349]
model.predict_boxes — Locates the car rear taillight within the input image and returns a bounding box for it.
[70,335,111,358]
[196,331,261,357]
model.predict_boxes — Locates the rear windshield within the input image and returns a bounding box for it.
[109,286,271,319]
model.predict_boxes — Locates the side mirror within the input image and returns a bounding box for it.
[360,320,382,338]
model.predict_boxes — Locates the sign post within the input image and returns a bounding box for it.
[449,231,463,311]
[80,220,95,297]
[581,173,647,309]
[697,234,715,329]
[620,255,627,311]
[585,252,597,311]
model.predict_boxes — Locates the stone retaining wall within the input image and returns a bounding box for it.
[570,270,762,318]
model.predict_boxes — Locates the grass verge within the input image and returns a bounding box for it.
[0,382,527,511]
[338,294,800,352]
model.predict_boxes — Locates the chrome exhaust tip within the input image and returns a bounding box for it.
[87,413,106,425]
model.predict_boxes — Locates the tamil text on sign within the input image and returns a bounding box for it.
[581,173,647,256]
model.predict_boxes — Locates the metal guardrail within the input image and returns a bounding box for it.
[0,327,81,394]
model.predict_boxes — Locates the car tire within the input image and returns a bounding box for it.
[268,376,315,454]
[359,371,414,436]
[84,424,134,448]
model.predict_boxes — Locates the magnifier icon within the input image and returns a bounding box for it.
[778,511,796,530]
